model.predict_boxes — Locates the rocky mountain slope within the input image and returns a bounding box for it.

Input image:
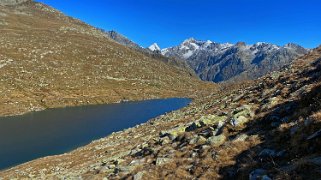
[102,30,196,77]
[0,1,212,117]
[103,30,143,51]
[1,42,320,179]
[161,38,309,82]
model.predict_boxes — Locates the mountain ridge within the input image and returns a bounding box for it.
[155,38,309,82]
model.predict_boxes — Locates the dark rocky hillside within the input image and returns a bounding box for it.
[103,30,196,76]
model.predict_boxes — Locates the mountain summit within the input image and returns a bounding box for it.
[161,38,309,82]
[148,43,161,52]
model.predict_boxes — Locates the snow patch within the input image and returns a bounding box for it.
[148,43,161,51]
[183,51,194,58]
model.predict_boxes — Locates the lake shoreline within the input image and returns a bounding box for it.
[0,93,194,118]
[0,98,192,171]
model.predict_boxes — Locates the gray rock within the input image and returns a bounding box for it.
[234,134,248,142]
[207,134,226,147]
[304,118,313,127]
[231,116,249,127]
[185,122,200,132]
[249,169,270,180]
[189,135,207,145]
[134,171,146,180]
[307,129,321,140]
[290,126,299,136]
[231,105,254,127]
[160,136,171,145]
[262,175,272,180]
[156,158,172,166]
[258,149,276,158]
[309,156,321,165]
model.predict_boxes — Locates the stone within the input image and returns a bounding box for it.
[161,126,186,140]
[304,118,313,127]
[185,122,200,132]
[231,115,249,127]
[290,126,299,136]
[262,175,272,180]
[276,150,286,157]
[160,136,171,145]
[269,97,280,108]
[189,135,207,145]
[309,156,321,165]
[307,129,321,140]
[233,134,248,142]
[156,158,172,166]
[231,105,254,127]
[119,166,136,173]
[249,169,269,180]
[258,149,276,158]
[134,171,146,180]
[130,159,145,166]
[213,121,225,136]
[271,121,281,127]
[207,134,226,147]
[199,115,227,126]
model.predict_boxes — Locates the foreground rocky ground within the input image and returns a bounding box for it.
[1,45,320,179]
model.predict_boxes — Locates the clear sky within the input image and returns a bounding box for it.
[36,0,321,49]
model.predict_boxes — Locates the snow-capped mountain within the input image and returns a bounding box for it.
[148,43,161,52]
[161,38,309,82]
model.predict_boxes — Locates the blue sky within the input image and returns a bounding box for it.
[36,0,321,48]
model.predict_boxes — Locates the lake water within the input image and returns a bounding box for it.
[0,98,191,170]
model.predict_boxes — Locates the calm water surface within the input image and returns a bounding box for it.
[0,98,191,170]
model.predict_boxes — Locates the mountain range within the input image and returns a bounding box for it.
[103,30,309,83]
[159,38,309,82]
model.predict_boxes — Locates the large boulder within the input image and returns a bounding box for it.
[231,105,254,127]
[207,134,226,147]
[160,125,186,140]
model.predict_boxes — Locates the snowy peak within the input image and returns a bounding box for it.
[161,38,309,82]
[148,43,161,52]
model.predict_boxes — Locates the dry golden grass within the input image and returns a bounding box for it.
[0,2,215,117]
